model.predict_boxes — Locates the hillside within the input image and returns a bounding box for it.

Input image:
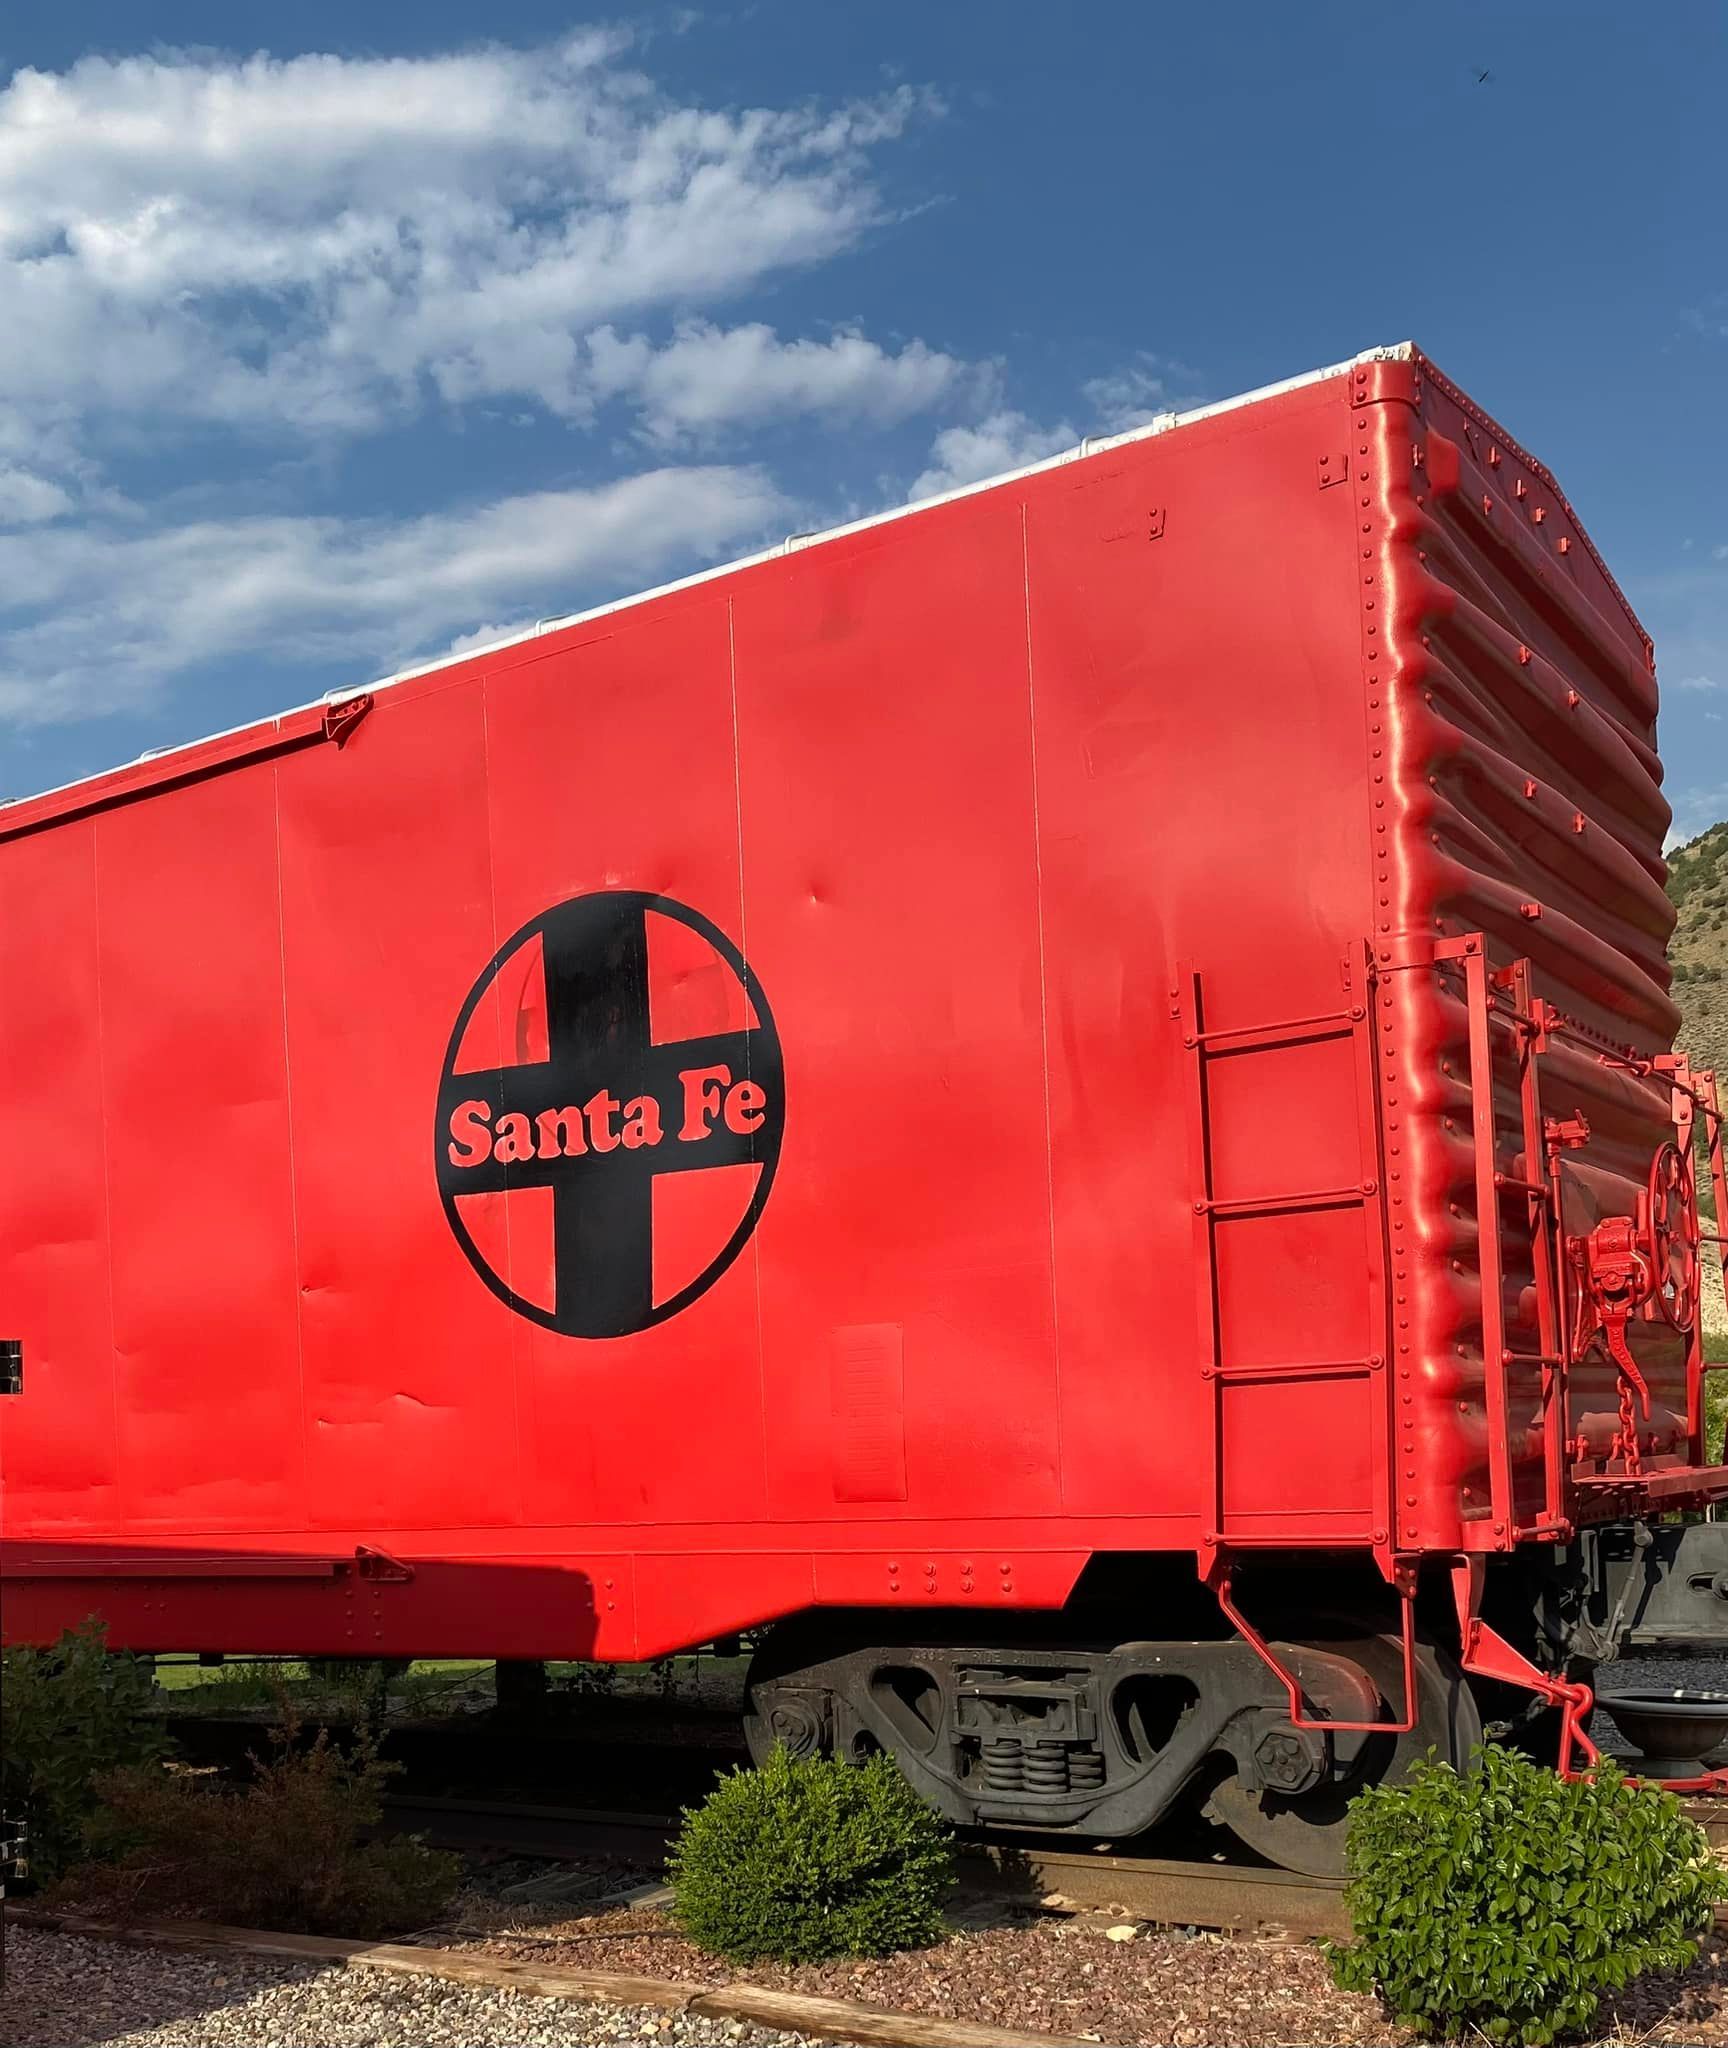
[1668,818,1728,1082]
[1667,820,1728,1346]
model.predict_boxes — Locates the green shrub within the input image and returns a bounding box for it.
[1329,1743,1727,2044]
[1,1620,166,1883]
[668,1745,954,1963]
[66,1713,460,1938]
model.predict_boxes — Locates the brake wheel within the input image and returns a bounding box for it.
[1647,1141,1699,1331]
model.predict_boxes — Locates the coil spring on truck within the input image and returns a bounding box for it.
[982,1738,1024,1792]
[981,1736,1106,1795]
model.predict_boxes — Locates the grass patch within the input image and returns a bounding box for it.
[150,1652,751,1720]
[152,1657,492,1723]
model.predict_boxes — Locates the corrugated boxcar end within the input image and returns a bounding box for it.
[1358,353,1708,1567]
[7,341,1728,1878]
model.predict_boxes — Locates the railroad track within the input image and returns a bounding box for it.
[380,1793,677,1862]
[381,1788,1728,1943]
[380,1792,1351,1937]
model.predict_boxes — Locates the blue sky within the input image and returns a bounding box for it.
[2,2,1724,840]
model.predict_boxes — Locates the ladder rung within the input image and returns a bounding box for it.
[1189,1006,1356,1051]
[1195,1187,1366,1220]
[1209,1357,1374,1385]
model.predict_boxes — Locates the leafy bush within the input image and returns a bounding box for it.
[65,1713,460,1938]
[1,1620,166,1883]
[1329,1743,1727,2044]
[668,1745,954,1963]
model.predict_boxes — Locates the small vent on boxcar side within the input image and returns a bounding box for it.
[830,1322,908,1503]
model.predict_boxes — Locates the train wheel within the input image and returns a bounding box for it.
[1207,1631,1479,1878]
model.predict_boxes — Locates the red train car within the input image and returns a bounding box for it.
[4,343,1727,1873]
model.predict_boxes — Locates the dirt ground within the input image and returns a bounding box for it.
[438,1891,1728,2046]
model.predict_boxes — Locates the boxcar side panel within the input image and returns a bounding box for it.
[733,490,1063,1527]
[94,773,303,1532]
[277,677,516,1532]
[0,823,121,1531]
[1024,381,1380,1521]
[479,592,768,1532]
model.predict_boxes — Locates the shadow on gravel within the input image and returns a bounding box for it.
[0,1927,338,2048]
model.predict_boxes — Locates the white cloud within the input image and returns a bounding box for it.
[1080,352,1202,432]
[1678,673,1722,692]
[436,618,545,664]
[0,466,785,727]
[1,40,1215,760]
[0,466,74,525]
[593,321,969,445]
[908,409,1076,501]
[0,37,973,742]
[903,352,1211,503]
[1668,786,1728,849]
[0,39,944,461]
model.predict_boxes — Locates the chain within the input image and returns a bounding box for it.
[1617,1371,1643,1480]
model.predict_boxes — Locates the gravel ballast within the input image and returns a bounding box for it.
[0,1928,815,2048]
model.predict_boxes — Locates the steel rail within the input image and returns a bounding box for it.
[377,1793,1350,1937]
[378,1787,1728,1943]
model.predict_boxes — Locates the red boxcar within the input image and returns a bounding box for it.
[5,343,1726,1872]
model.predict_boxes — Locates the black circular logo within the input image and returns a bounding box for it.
[435,892,783,1337]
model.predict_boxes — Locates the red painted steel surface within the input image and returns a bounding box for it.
[0,347,1713,1660]
[1367,359,1688,1550]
